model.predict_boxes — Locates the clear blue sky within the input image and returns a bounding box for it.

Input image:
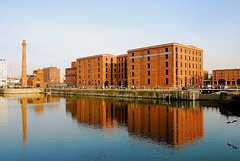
[1,0,240,77]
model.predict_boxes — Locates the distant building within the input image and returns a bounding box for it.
[212,69,240,86]
[65,61,77,86]
[43,67,60,85]
[27,69,45,88]
[203,70,208,80]
[0,59,7,86]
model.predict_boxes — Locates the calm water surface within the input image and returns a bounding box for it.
[0,95,239,161]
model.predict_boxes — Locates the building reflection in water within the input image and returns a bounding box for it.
[0,97,8,127]
[66,98,204,148]
[19,95,60,146]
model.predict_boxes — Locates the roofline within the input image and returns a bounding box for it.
[43,67,58,69]
[212,68,240,71]
[77,54,116,60]
[65,67,77,70]
[117,54,127,58]
[127,42,203,52]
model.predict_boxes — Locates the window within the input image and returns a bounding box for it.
[166,78,169,85]
[106,58,107,61]
[165,48,168,52]
[132,65,134,70]
[132,79,134,85]
[98,80,100,85]
[176,61,178,67]
[122,63,123,66]
[132,53,134,57]
[166,70,168,75]
[98,63,100,66]
[147,50,150,54]
[175,47,178,52]
[148,57,150,61]
[88,69,90,73]
[148,79,150,84]
[98,74,100,78]
[181,62,182,67]
[181,70,182,75]
[166,54,168,59]
[122,68,123,72]
[148,63,150,68]
[106,74,107,78]
[148,71,150,76]
[132,59,134,63]
[166,62,168,67]
[111,58,113,62]
[132,72,134,76]
[98,58,100,61]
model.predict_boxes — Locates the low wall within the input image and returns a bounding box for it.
[199,94,220,101]
[0,88,44,94]
[49,88,200,101]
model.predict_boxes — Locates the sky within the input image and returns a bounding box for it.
[0,0,240,77]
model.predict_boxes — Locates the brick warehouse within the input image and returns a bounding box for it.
[65,42,203,88]
[65,61,77,86]
[76,54,117,88]
[127,43,203,88]
[212,69,240,86]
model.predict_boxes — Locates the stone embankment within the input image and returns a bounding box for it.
[0,88,44,94]
[48,88,199,101]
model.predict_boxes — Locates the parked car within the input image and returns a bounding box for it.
[182,87,188,90]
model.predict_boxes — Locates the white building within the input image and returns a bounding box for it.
[0,59,7,86]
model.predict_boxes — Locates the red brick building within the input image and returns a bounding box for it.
[76,54,117,88]
[212,69,240,86]
[43,67,60,85]
[127,43,203,88]
[65,42,203,89]
[116,54,128,87]
[27,69,45,88]
[65,61,77,86]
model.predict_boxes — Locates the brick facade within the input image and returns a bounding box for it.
[212,69,240,86]
[65,42,203,88]
[65,61,77,86]
[43,67,60,85]
[127,43,203,88]
[116,54,128,87]
[76,54,117,88]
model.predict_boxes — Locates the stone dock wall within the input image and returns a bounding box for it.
[0,88,44,94]
[49,88,200,101]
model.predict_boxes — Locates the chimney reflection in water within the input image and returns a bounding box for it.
[20,98,27,147]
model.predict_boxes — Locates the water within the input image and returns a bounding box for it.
[0,95,239,161]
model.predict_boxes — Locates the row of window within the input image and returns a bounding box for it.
[78,73,126,79]
[132,78,169,85]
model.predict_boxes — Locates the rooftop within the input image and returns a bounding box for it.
[127,42,203,52]
[77,54,116,60]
